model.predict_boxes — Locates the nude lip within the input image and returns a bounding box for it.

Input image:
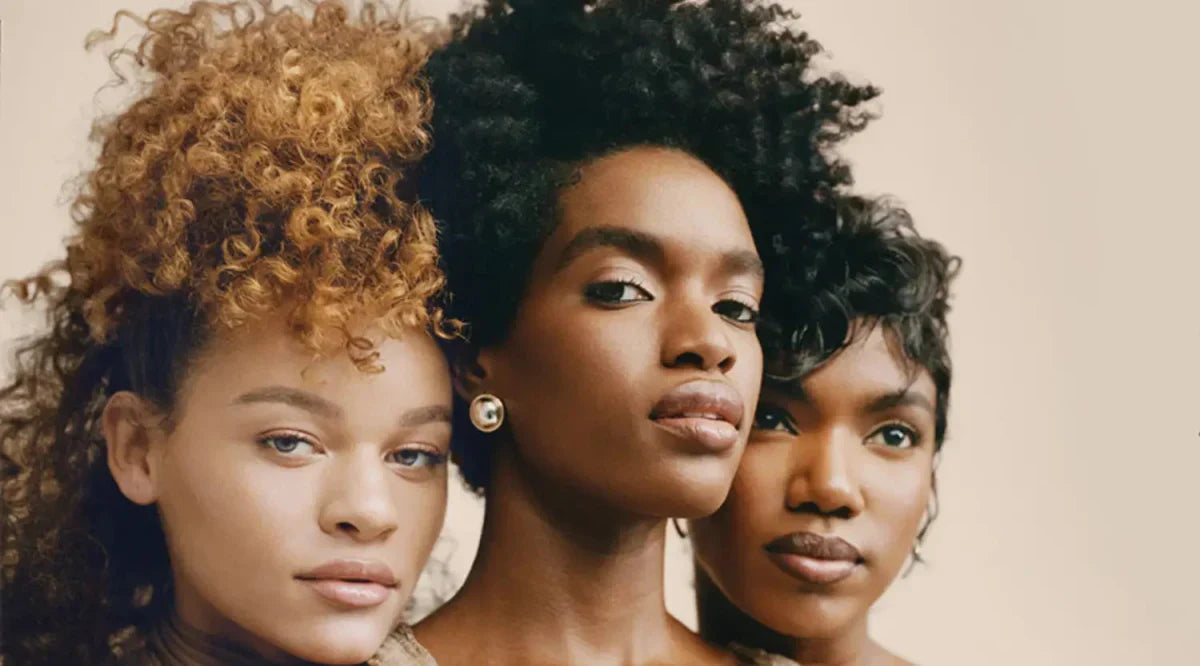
[295,559,397,609]
[649,380,744,452]
[764,532,863,585]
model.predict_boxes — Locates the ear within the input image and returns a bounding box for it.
[101,391,164,506]
[452,347,500,402]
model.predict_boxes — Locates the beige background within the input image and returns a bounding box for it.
[2,1,1197,664]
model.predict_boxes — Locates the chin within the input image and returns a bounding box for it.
[757,593,862,641]
[642,458,738,518]
[273,616,392,664]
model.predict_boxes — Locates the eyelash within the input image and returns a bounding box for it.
[750,407,923,449]
[714,297,760,325]
[584,278,760,324]
[258,431,319,456]
[866,423,922,450]
[752,404,798,435]
[257,434,449,469]
[584,277,651,305]
[386,446,448,469]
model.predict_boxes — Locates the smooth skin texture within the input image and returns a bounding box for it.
[417,147,764,665]
[104,316,452,664]
[692,326,935,666]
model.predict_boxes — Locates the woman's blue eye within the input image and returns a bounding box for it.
[259,434,315,455]
[389,448,447,468]
[584,280,652,305]
[714,299,759,324]
[867,425,919,449]
[752,404,797,435]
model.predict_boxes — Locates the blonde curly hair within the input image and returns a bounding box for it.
[1,2,447,662]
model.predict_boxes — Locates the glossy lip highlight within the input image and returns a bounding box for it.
[763,532,863,586]
[295,559,398,609]
[649,379,745,453]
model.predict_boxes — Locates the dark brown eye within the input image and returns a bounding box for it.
[752,404,797,435]
[713,299,759,324]
[867,425,919,449]
[584,280,652,305]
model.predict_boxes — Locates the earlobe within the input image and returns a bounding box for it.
[101,391,161,506]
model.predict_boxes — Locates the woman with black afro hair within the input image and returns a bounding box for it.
[415,1,878,663]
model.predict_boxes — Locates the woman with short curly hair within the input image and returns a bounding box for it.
[691,195,960,666]
[413,1,879,663]
[1,2,451,663]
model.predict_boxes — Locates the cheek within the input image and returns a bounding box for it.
[392,480,447,580]
[496,309,657,443]
[729,335,763,416]
[155,434,308,565]
[864,460,932,558]
[693,446,783,565]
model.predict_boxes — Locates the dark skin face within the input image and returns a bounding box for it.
[691,326,935,665]
[418,146,762,665]
[475,146,765,519]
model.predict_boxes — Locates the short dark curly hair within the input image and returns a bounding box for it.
[421,0,881,490]
[759,194,961,448]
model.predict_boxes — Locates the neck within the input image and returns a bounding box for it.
[696,565,882,666]
[148,611,311,666]
[431,447,680,663]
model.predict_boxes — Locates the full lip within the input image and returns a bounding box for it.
[763,532,864,586]
[648,379,745,453]
[295,559,398,609]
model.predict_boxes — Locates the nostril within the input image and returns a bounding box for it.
[669,351,706,369]
[336,521,358,533]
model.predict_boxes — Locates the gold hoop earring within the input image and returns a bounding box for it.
[469,394,505,433]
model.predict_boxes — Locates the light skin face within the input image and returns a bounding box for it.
[103,316,452,664]
[691,326,936,647]
[474,146,765,519]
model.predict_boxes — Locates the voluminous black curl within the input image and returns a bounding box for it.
[760,194,961,448]
[421,0,880,490]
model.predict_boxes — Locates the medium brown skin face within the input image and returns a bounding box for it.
[476,146,765,518]
[691,326,935,651]
[104,316,452,664]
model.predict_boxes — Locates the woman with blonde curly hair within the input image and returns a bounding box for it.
[1,2,450,664]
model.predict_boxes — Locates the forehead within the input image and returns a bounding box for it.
[767,326,936,405]
[552,146,754,252]
[180,316,451,411]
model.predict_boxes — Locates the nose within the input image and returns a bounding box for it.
[660,293,737,373]
[785,427,865,518]
[317,452,399,542]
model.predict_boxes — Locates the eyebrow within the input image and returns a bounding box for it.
[866,389,936,416]
[554,225,765,281]
[397,404,453,427]
[234,386,341,419]
[555,226,664,273]
[721,249,765,281]
[234,387,452,428]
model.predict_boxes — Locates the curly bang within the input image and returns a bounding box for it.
[760,194,961,448]
[422,0,880,490]
[1,2,443,662]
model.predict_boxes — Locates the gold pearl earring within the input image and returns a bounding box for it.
[469,394,505,433]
